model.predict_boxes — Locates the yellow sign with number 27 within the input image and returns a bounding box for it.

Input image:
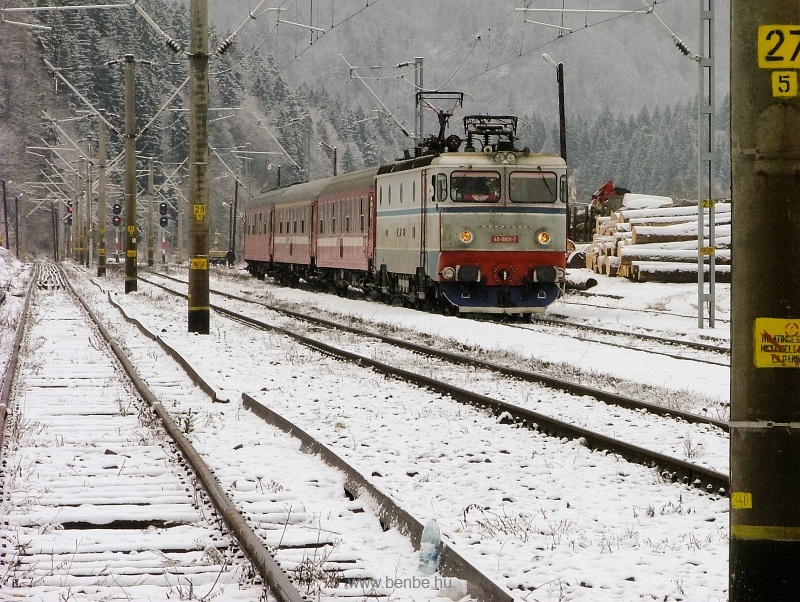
[758,25,799,97]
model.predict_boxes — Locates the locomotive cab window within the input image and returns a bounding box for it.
[509,171,558,203]
[434,174,447,202]
[450,171,501,202]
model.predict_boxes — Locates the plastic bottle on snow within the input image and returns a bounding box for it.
[418,518,441,575]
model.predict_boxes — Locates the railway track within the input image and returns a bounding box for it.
[2,264,514,601]
[136,270,729,490]
[145,270,728,416]
[72,267,729,599]
[0,265,265,600]
[523,315,730,367]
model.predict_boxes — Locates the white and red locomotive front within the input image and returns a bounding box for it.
[244,115,567,315]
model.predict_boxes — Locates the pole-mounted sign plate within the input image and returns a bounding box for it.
[755,317,800,368]
[193,204,206,221]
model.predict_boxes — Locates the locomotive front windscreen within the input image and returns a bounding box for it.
[509,171,559,203]
[450,171,501,202]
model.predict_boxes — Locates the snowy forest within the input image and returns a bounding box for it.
[0,0,731,255]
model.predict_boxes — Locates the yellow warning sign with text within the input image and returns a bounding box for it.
[755,317,800,368]
[193,204,206,221]
[191,257,208,270]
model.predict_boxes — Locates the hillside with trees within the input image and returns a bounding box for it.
[0,0,731,257]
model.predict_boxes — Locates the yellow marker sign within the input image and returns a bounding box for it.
[701,199,715,208]
[126,250,137,258]
[772,71,799,97]
[732,492,753,510]
[758,26,800,69]
[193,204,206,221]
[758,26,800,97]
[128,225,136,235]
[754,317,800,368]
[700,246,715,256]
[191,257,208,270]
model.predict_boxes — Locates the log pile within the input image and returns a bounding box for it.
[584,202,732,283]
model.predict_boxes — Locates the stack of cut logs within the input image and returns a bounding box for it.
[584,202,731,283]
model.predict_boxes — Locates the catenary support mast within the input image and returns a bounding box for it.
[97,111,107,276]
[123,53,137,293]
[187,0,210,333]
[730,0,800,598]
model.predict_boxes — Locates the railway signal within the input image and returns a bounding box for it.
[159,216,168,228]
[66,201,73,225]
[159,201,168,215]
[112,215,121,227]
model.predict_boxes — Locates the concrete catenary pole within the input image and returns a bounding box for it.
[75,165,82,262]
[85,146,93,268]
[178,197,184,264]
[148,158,154,267]
[124,53,138,293]
[1,179,8,248]
[187,0,210,333]
[730,0,800,599]
[14,195,20,259]
[415,57,424,143]
[231,178,239,259]
[97,111,107,276]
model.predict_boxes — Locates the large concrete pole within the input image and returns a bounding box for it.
[97,111,107,276]
[124,53,138,293]
[730,1,800,599]
[187,0,210,333]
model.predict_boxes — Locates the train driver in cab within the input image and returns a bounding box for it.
[456,174,501,202]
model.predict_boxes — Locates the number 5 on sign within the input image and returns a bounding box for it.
[773,71,798,97]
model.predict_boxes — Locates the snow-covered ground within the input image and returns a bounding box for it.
[1,253,732,601]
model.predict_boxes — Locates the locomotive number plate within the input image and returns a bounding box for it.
[491,235,519,243]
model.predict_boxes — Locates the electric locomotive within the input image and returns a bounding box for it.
[244,111,567,316]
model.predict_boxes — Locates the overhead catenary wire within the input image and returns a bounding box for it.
[455,0,684,88]
[341,54,412,138]
[250,111,302,169]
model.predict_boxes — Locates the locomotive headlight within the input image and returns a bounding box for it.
[494,151,517,165]
[536,230,552,245]
[442,266,456,280]
[459,230,474,244]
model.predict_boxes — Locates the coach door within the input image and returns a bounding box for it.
[364,192,375,261]
[419,170,427,271]
[268,206,275,260]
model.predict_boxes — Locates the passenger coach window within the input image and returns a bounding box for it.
[450,171,501,202]
[509,171,558,203]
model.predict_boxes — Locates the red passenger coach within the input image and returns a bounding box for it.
[315,168,378,272]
